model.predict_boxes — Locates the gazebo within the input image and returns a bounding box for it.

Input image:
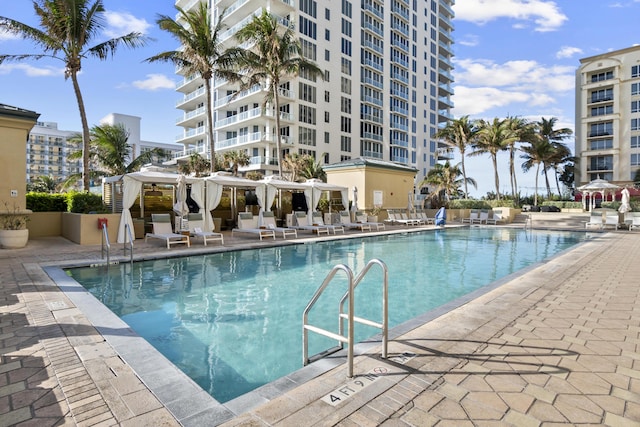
[577,178,621,211]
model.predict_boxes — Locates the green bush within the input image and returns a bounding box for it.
[26,192,68,212]
[448,199,492,209]
[541,201,583,209]
[67,192,109,213]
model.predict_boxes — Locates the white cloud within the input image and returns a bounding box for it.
[103,11,151,38]
[452,86,531,115]
[131,74,175,91]
[458,34,480,47]
[556,46,584,59]
[0,63,63,77]
[454,0,568,32]
[0,28,20,42]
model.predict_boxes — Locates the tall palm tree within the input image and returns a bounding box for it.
[549,144,576,195]
[299,155,327,181]
[520,138,555,206]
[433,115,478,199]
[146,3,237,174]
[536,117,573,196]
[233,10,324,176]
[471,118,516,200]
[505,116,535,202]
[0,0,149,191]
[419,161,477,203]
[65,123,167,187]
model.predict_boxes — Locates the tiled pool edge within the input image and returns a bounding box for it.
[42,231,596,426]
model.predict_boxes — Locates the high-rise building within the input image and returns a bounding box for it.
[171,0,454,184]
[27,121,81,186]
[575,45,640,186]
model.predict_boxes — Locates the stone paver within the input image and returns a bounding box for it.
[1,226,639,426]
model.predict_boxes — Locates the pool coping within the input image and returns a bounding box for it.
[42,227,597,426]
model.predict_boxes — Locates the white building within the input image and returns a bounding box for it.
[171,0,455,183]
[575,45,640,186]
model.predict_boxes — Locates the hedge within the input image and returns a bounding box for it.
[26,191,109,213]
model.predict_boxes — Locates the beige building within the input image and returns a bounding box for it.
[0,104,39,210]
[171,0,454,184]
[575,45,640,186]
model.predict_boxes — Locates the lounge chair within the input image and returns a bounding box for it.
[602,212,622,230]
[485,209,505,225]
[232,212,276,240]
[311,212,344,234]
[356,212,385,230]
[416,210,435,225]
[462,209,479,224]
[145,213,190,249]
[472,209,489,224]
[400,212,422,226]
[585,211,603,229]
[408,211,426,225]
[187,213,223,246]
[385,210,419,226]
[338,211,372,231]
[628,212,640,231]
[292,211,331,235]
[260,211,297,239]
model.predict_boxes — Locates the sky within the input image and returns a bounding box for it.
[1,0,640,198]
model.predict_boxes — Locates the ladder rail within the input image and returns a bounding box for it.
[338,259,388,359]
[302,259,388,378]
[123,223,134,263]
[101,223,110,265]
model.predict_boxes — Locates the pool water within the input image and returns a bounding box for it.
[68,228,584,403]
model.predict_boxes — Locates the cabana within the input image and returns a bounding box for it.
[203,173,266,232]
[577,178,620,211]
[113,171,202,244]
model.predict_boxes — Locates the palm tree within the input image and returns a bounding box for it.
[146,3,237,174]
[505,116,535,202]
[282,153,304,182]
[233,10,324,176]
[536,117,573,196]
[27,175,60,193]
[520,138,555,206]
[222,150,250,176]
[64,123,168,187]
[0,0,149,191]
[471,118,516,200]
[549,144,576,195]
[299,155,327,181]
[419,161,477,203]
[433,115,478,199]
[178,153,211,177]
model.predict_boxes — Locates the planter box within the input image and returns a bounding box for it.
[62,213,120,245]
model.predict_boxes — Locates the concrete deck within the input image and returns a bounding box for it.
[1,224,639,426]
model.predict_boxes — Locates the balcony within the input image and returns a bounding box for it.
[589,95,613,104]
[176,106,206,126]
[362,21,384,38]
[588,131,612,138]
[176,87,206,109]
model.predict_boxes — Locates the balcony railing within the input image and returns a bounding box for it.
[588,131,612,137]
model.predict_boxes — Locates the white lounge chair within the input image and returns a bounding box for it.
[462,209,479,224]
[145,213,190,249]
[400,212,422,226]
[232,212,276,240]
[292,211,331,235]
[602,212,622,230]
[385,210,418,226]
[356,212,385,230]
[187,213,223,246]
[260,211,297,239]
[628,212,640,231]
[338,211,372,231]
[585,211,603,229]
[311,212,344,234]
[472,209,489,224]
[416,210,435,225]
[485,209,505,225]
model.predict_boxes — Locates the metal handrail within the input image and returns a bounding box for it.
[123,223,134,263]
[302,259,388,378]
[101,223,110,265]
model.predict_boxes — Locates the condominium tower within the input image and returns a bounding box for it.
[172,0,455,183]
[575,45,640,186]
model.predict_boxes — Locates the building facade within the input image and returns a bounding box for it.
[172,0,454,184]
[27,114,181,189]
[575,45,640,186]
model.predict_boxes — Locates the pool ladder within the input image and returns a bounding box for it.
[302,258,388,378]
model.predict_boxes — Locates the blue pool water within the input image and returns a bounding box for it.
[67,228,585,403]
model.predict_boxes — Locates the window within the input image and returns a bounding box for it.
[341,57,351,75]
[591,71,614,82]
[325,49,330,61]
[632,136,640,149]
[591,88,613,103]
[589,122,613,137]
[341,18,352,37]
[300,39,317,61]
[325,29,330,41]
[342,0,352,18]
[591,105,613,116]
[341,38,351,55]
[633,65,640,78]
[300,0,317,18]
[298,83,316,103]
[341,76,351,94]
[299,105,316,124]
[299,17,317,39]
[340,135,351,152]
[632,100,640,113]
[300,66,317,82]
[324,132,329,144]
[632,153,640,166]
[341,116,351,133]
[590,139,613,150]
[298,127,316,146]
[325,8,330,20]
[341,96,351,113]
[324,111,329,122]
[589,155,613,171]
[633,83,640,96]
[633,118,640,131]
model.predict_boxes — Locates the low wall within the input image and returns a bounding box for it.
[27,212,62,237]
[62,213,120,245]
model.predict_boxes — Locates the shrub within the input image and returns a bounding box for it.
[26,192,68,212]
[67,192,109,213]
[448,199,492,209]
[541,201,583,209]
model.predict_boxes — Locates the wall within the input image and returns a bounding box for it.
[61,213,120,245]
[28,212,62,237]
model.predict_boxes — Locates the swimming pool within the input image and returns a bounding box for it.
[67,228,585,403]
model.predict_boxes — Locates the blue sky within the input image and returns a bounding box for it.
[2,0,640,197]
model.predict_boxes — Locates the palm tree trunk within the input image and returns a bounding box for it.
[205,78,216,173]
[543,165,552,197]
[273,85,283,177]
[492,153,501,200]
[460,154,469,199]
[555,169,562,195]
[510,147,518,201]
[71,72,91,192]
[534,163,540,206]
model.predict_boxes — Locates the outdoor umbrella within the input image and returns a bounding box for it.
[351,187,358,213]
[619,187,631,213]
[173,175,189,230]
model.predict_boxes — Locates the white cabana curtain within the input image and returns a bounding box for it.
[117,176,142,243]
[205,181,224,232]
[340,189,349,211]
[265,185,278,212]
[255,184,266,213]
[190,180,205,215]
[312,187,322,211]
[303,188,313,224]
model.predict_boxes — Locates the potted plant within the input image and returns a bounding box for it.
[0,202,30,249]
[368,206,382,223]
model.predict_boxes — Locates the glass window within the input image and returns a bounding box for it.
[633,82,640,96]
[589,155,613,171]
[590,139,613,150]
[632,136,640,149]
[589,122,613,137]
[633,65,640,78]
[591,88,613,103]
[632,100,640,113]
[632,153,640,166]
[633,118,640,131]
[591,71,614,82]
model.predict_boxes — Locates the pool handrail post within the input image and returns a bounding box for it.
[101,223,110,265]
[123,223,134,263]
